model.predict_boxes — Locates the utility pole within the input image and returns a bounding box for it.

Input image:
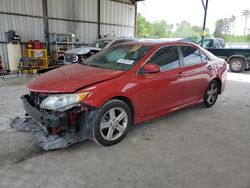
[201,0,209,47]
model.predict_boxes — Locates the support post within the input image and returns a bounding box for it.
[134,2,137,37]
[201,0,208,47]
[97,0,101,39]
[42,0,50,56]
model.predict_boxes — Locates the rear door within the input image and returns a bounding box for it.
[136,46,185,117]
[179,45,212,104]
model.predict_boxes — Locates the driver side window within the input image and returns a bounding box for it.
[148,46,180,71]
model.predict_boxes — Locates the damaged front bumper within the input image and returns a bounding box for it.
[17,95,96,150]
[22,95,68,129]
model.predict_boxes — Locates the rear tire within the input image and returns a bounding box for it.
[203,80,219,108]
[92,99,132,146]
[229,58,246,73]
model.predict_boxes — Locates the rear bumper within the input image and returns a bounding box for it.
[22,95,67,128]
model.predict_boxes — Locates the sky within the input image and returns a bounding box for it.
[137,0,250,36]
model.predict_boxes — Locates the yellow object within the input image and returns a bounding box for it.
[129,45,142,52]
[200,31,206,37]
[25,49,48,68]
[78,92,90,101]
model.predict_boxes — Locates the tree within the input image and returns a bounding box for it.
[136,13,173,38]
[136,13,151,37]
[214,18,230,37]
[174,21,196,37]
[136,14,211,40]
[172,21,210,41]
[150,21,173,38]
[192,25,211,38]
[242,9,250,36]
[229,15,236,35]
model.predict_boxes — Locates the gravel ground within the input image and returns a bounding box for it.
[0,72,250,188]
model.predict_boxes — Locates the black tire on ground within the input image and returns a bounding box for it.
[203,80,219,108]
[229,58,246,73]
[92,99,132,146]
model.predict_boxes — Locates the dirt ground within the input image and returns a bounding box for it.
[0,72,250,188]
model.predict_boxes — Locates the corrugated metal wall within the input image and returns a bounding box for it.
[100,0,135,37]
[47,0,98,44]
[0,0,44,69]
[101,0,135,27]
[0,0,43,16]
[48,0,98,21]
[0,15,44,42]
[0,0,136,69]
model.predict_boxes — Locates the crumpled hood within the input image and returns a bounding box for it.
[28,64,124,93]
[65,46,101,55]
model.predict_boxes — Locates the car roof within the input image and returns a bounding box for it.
[97,37,138,41]
[124,39,201,48]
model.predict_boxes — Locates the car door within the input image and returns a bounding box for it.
[135,46,185,117]
[179,45,213,104]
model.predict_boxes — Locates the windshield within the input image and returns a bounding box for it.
[80,44,153,71]
[198,39,212,48]
[89,39,112,49]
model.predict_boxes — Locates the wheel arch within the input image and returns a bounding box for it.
[212,77,222,94]
[111,96,135,124]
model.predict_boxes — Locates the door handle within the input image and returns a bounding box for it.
[207,65,212,70]
[177,72,184,78]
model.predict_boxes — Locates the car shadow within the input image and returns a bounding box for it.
[129,103,204,134]
[60,103,206,152]
[13,103,206,159]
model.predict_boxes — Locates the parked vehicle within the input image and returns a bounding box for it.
[198,38,250,73]
[198,38,225,48]
[22,41,227,149]
[64,37,137,64]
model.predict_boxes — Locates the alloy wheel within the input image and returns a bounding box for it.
[100,107,128,141]
[206,82,219,105]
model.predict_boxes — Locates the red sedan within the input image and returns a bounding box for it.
[22,41,227,149]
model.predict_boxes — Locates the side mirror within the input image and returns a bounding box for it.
[143,63,160,74]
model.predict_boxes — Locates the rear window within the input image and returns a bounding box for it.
[148,46,180,71]
[181,46,202,66]
[90,39,112,49]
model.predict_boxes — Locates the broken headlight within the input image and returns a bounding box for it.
[40,92,89,111]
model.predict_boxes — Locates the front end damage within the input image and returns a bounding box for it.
[11,93,96,150]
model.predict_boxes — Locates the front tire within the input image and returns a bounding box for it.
[203,80,219,108]
[92,99,132,146]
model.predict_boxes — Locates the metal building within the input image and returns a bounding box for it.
[0,0,141,69]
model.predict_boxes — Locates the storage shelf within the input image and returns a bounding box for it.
[50,32,75,62]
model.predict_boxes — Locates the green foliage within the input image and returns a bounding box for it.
[172,21,210,41]
[136,13,248,42]
[136,14,210,41]
[214,18,230,36]
[136,13,151,38]
[214,12,250,41]
[136,13,172,38]
[150,21,173,38]
[242,9,250,36]
[217,34,250,43]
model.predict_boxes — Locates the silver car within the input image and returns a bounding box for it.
[64,37,137,64]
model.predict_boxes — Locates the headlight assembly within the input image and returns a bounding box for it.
[40,92,89,111]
